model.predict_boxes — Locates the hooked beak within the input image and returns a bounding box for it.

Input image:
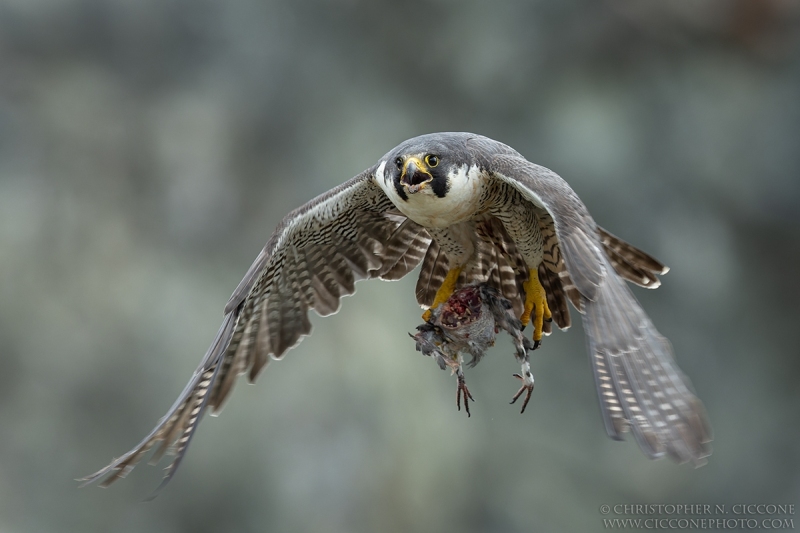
[400,157,433,194]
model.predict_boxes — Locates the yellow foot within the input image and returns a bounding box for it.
[422,266,463,322]
[520,268,551,348]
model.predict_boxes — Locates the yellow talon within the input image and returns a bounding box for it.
[422,266,463,322]
[520,268,550,343]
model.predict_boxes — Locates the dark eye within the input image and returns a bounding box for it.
[395,157,404,170]
[425,154,439,167]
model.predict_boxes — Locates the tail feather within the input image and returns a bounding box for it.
[583,266,712,465]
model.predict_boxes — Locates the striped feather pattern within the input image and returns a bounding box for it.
[584,269,711,463]
[82,133,705,492]
[531,210,582,314]
[538,263,570,331]
[471,219,526,317]
[80,312,236,491]
[597,226,668,288]
[559,268,583,312]
[490,247,525,318]
[81,169,432,489]
[489,152,711,466]
[378,218,431,280]
[537,209,561,274]
[415,239,450,307]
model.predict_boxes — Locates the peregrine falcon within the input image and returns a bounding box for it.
[81,132,712,490]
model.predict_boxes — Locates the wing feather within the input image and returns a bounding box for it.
[472,217,526,317]
[79,312,236,489]
[415,240,450,307]
[81,168,422,488]
[488,155,711,465]
[378,218,431,280]
[598,226,669,283]
[251,288,273,381]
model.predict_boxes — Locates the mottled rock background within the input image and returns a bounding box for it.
[1,1,798,531]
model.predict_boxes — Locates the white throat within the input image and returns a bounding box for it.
[377,163,485,229]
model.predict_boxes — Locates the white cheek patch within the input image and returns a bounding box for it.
[375,159,404,207]
[446,164,482,209]
[375,160,387,186]
[379,163,485,228]
[375,159,490,229]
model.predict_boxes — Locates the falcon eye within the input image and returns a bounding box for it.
[395,157,404,170]
[425,154,439,167]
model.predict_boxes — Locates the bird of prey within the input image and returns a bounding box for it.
[81,132,712,490]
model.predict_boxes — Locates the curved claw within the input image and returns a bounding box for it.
[457,372,475,417]
[510,372,535,414]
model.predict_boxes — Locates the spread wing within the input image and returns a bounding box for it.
[79,167,431,490]
[487,153,712,466]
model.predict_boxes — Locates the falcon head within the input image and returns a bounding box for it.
[389,152,449,200]
[376,133,500,228]
[381,133,480,202]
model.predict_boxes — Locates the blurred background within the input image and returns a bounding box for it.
[1,0,799,531]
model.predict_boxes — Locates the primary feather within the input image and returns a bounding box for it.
[81,133,710,490]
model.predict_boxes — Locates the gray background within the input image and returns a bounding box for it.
[1,0,799,531]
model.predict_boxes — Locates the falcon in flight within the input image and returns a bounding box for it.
[82,132,711,490]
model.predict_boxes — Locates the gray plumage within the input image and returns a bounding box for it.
[81,132,711,491]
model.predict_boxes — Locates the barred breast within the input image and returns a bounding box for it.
[481,180,545,269]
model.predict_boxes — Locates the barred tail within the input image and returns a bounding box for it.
[582,267,712,465]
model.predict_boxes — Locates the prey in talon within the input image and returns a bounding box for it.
[411,284,538,416]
